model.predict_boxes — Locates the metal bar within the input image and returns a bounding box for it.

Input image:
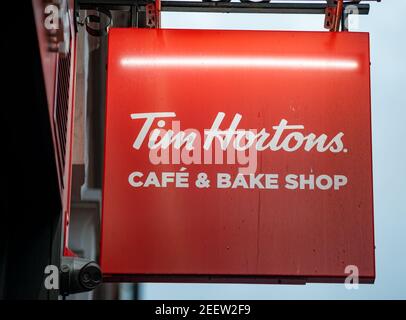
[77,1,371,15]
[156,0,161,27]
[160,2,370,15]
[130,5,138,27]
[333,0,344,31]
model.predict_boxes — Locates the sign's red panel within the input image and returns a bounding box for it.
[101,28,374,283]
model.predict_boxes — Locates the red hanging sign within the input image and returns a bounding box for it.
[101,28,374,283]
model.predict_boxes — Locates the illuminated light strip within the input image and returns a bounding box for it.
[120,57,359,70]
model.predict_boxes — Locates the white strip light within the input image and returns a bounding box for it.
[120,56,358,70]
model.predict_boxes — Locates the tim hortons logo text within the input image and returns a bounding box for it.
[125,112,348,191]
[130,112,346,172]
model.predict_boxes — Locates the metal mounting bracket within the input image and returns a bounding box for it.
[146,0,161,28]
[75,1,377,32]
[76,7,112,37]
[324,0,344,32]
